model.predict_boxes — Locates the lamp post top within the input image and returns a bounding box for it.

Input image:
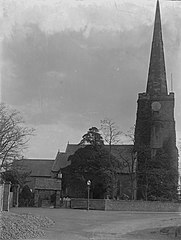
[87,180,91,186]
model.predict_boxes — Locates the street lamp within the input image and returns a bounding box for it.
[87,180,91,211]
[57,172,63,204]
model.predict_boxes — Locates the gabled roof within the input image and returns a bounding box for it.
[15,158,54,177]
[35,178,61,190]
[65,143,84,155]
[52,152,70,172]
[53,143,134,173]
[52,144,85,172]
[105,144,133,159]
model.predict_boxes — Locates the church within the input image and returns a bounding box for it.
[19,0,178,206]
[134,0,178,200]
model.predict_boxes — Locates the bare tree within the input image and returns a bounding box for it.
[118,146,137,200]
[100,119,124,198]
[0,103,34,170]
[100,119,122,156]
[123,125,135,144]
[117,126,137,200]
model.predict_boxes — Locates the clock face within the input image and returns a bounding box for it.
[151,101,161,111]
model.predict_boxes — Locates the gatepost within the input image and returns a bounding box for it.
[13,184,20,207]
[3,182,11,211]
[0,183,4,211]
[55,190,61,208]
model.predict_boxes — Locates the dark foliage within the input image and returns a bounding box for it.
[1,167,31,187]
[137,146,178,201]
[63,145,122,199]
[19,185,34,207]
[79,127,104,147]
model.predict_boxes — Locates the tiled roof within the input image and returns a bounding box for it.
[15,159,54,177]
[65,144,84,155]
[106,145,134,160]
[51,144,85,172]
[34,178,61,190]
[52,152,70,172]
[53,144,134,173]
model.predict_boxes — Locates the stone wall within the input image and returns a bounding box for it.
[70,199,181,212]
[105,200,181,212]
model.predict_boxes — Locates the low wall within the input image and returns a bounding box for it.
[71,198,105,210]
[70,199,181,212]
[105,200,181,212]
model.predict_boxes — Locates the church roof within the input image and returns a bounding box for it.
[52,152,70,172]
[34,178,61,190]
[53,143,134,173]
[15,158,54,177]
[146,0,168,96]
[16,145,134,176]
[106,144,133,159]
[65,143,84,155]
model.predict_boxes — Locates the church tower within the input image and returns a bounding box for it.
[134,1,178,200]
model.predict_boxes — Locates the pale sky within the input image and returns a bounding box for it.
[1,0,181,158]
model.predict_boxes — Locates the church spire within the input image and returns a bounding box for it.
[146,0,168,96]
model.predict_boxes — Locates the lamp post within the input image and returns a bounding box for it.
[57,172,63,206]
[87,180,91,211]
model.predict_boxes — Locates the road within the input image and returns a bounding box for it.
[11,208,181,240]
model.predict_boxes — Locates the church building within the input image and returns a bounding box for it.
[134,0,178,200]
[17,0,178,205]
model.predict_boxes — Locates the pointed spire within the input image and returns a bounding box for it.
[146,0,168,96]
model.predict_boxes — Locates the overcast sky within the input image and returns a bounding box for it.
[1,0,181,158]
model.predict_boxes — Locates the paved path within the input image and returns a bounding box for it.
[11,208,181,240]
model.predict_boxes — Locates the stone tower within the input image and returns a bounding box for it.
[134,1,178,200]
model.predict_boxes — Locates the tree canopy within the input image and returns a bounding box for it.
[1,160,31,188]
[63,144,122,199]
[136,146,178,201]
[79,127,104,147]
